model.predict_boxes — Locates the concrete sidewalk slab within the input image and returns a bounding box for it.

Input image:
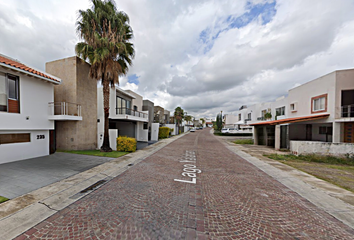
[0,134,187,240]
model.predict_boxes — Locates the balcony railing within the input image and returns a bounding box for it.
[341,104,354,118]
[257,117,265,121]
[116,107,148,118]
[49,102,81,116]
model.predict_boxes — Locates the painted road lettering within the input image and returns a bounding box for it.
[174,151,201,184]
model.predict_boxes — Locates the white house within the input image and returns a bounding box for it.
[0,54,61,164]
[97,86,148,150]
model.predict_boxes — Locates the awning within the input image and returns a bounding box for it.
[249,114,330,126]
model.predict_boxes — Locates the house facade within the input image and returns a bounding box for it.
[46,57,94,151]
[0,54,61,164]
[97,86,148,149]
[227,69,354,155]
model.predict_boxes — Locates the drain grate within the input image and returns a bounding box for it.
[80,180,106,193]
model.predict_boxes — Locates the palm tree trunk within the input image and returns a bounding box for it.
[101,77,112,152]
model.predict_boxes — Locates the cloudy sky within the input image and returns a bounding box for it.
[1,0,354,119]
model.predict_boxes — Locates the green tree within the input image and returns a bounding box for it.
[216,113,223,131]
[200,118,205,126]
[174,106,184,134]
[76,0,134,151]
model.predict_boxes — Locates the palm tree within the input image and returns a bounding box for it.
[174,106,184,134]
[76,0,134,151]
[200,118,205,127]
[184,115,192,125]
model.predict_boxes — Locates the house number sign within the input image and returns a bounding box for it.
[37,135,45,139]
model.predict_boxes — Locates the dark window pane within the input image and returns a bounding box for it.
[9,78,17,99]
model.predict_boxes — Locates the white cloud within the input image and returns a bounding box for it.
[1,0,354,119]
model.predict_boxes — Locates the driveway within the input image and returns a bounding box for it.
[0,152,114,199]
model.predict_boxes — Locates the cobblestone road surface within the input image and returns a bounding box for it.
[15,129,354,239]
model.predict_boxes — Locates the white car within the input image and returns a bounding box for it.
[190,127,196,132]
[221,128,230,133]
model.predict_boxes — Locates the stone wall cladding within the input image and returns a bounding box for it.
[291,140,354,157]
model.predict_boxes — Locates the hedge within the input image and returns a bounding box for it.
[117,136,136,152]
[159,127,170,139]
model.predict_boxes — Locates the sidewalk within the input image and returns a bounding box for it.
[0,134,187,240]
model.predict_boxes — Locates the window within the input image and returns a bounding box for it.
[313,97,325,111]
[319,126,332,135]
[116,96,132,114]
[143,122,148,129]
[238,114,241,121]
[261,110,267,117]
[0,72,7,112]
[276,106,285,116]
[290,103,297,112]
[8,75,19,100]
[0,133,30,144]
[311,94,327,113]
[247,113,251,120]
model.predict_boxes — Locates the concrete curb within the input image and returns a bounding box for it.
[0,133,188,240]
[218,137,354,230]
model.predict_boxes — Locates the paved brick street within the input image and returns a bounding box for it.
[15,129,354,239]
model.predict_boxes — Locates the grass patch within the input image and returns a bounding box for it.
[0,196,9,204]
[58,150,129,158]
[264,154,354,166]
[264,153,354,193]
[233,139,254,144]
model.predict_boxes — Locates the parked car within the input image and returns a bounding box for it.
[190,127,196,132]
[221,128,238,133]
[221,128,230,133]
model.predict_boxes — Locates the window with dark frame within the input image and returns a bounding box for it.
[276,106,285,116]
[0,133,30,144]
[143,122,148,129]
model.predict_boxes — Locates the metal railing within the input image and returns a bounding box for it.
[341,104,354,118]
[116,107,148,118]
[49,102,81,116]
[257,117,265,121]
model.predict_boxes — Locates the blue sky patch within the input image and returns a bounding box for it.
[227,1,277,28]
[198,1,276,54]
[128,74,139,85]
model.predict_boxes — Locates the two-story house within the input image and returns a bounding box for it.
[97,86,149,150]
[0,54,61,164]
[249,69,354,155]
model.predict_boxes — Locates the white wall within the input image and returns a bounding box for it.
[136,122,148,142]
[109,129,118,151]
[290,140,354,157]
[151,123,159,141]
[0,130,49,164]
[287,71,336,121]
[165,124,176,135]
[0,72,55,130]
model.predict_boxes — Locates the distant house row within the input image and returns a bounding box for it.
[224,69,354,156]
[0,55,173,164]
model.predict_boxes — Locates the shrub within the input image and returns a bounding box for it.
[117,136,136,152]
[159,127,170,139]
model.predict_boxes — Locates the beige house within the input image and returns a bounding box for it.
[46,56,96,151]
[249,69,354,155]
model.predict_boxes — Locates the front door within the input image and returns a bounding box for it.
[49,130,56,154]
[344,122,354,143]
[306,124,312,140]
